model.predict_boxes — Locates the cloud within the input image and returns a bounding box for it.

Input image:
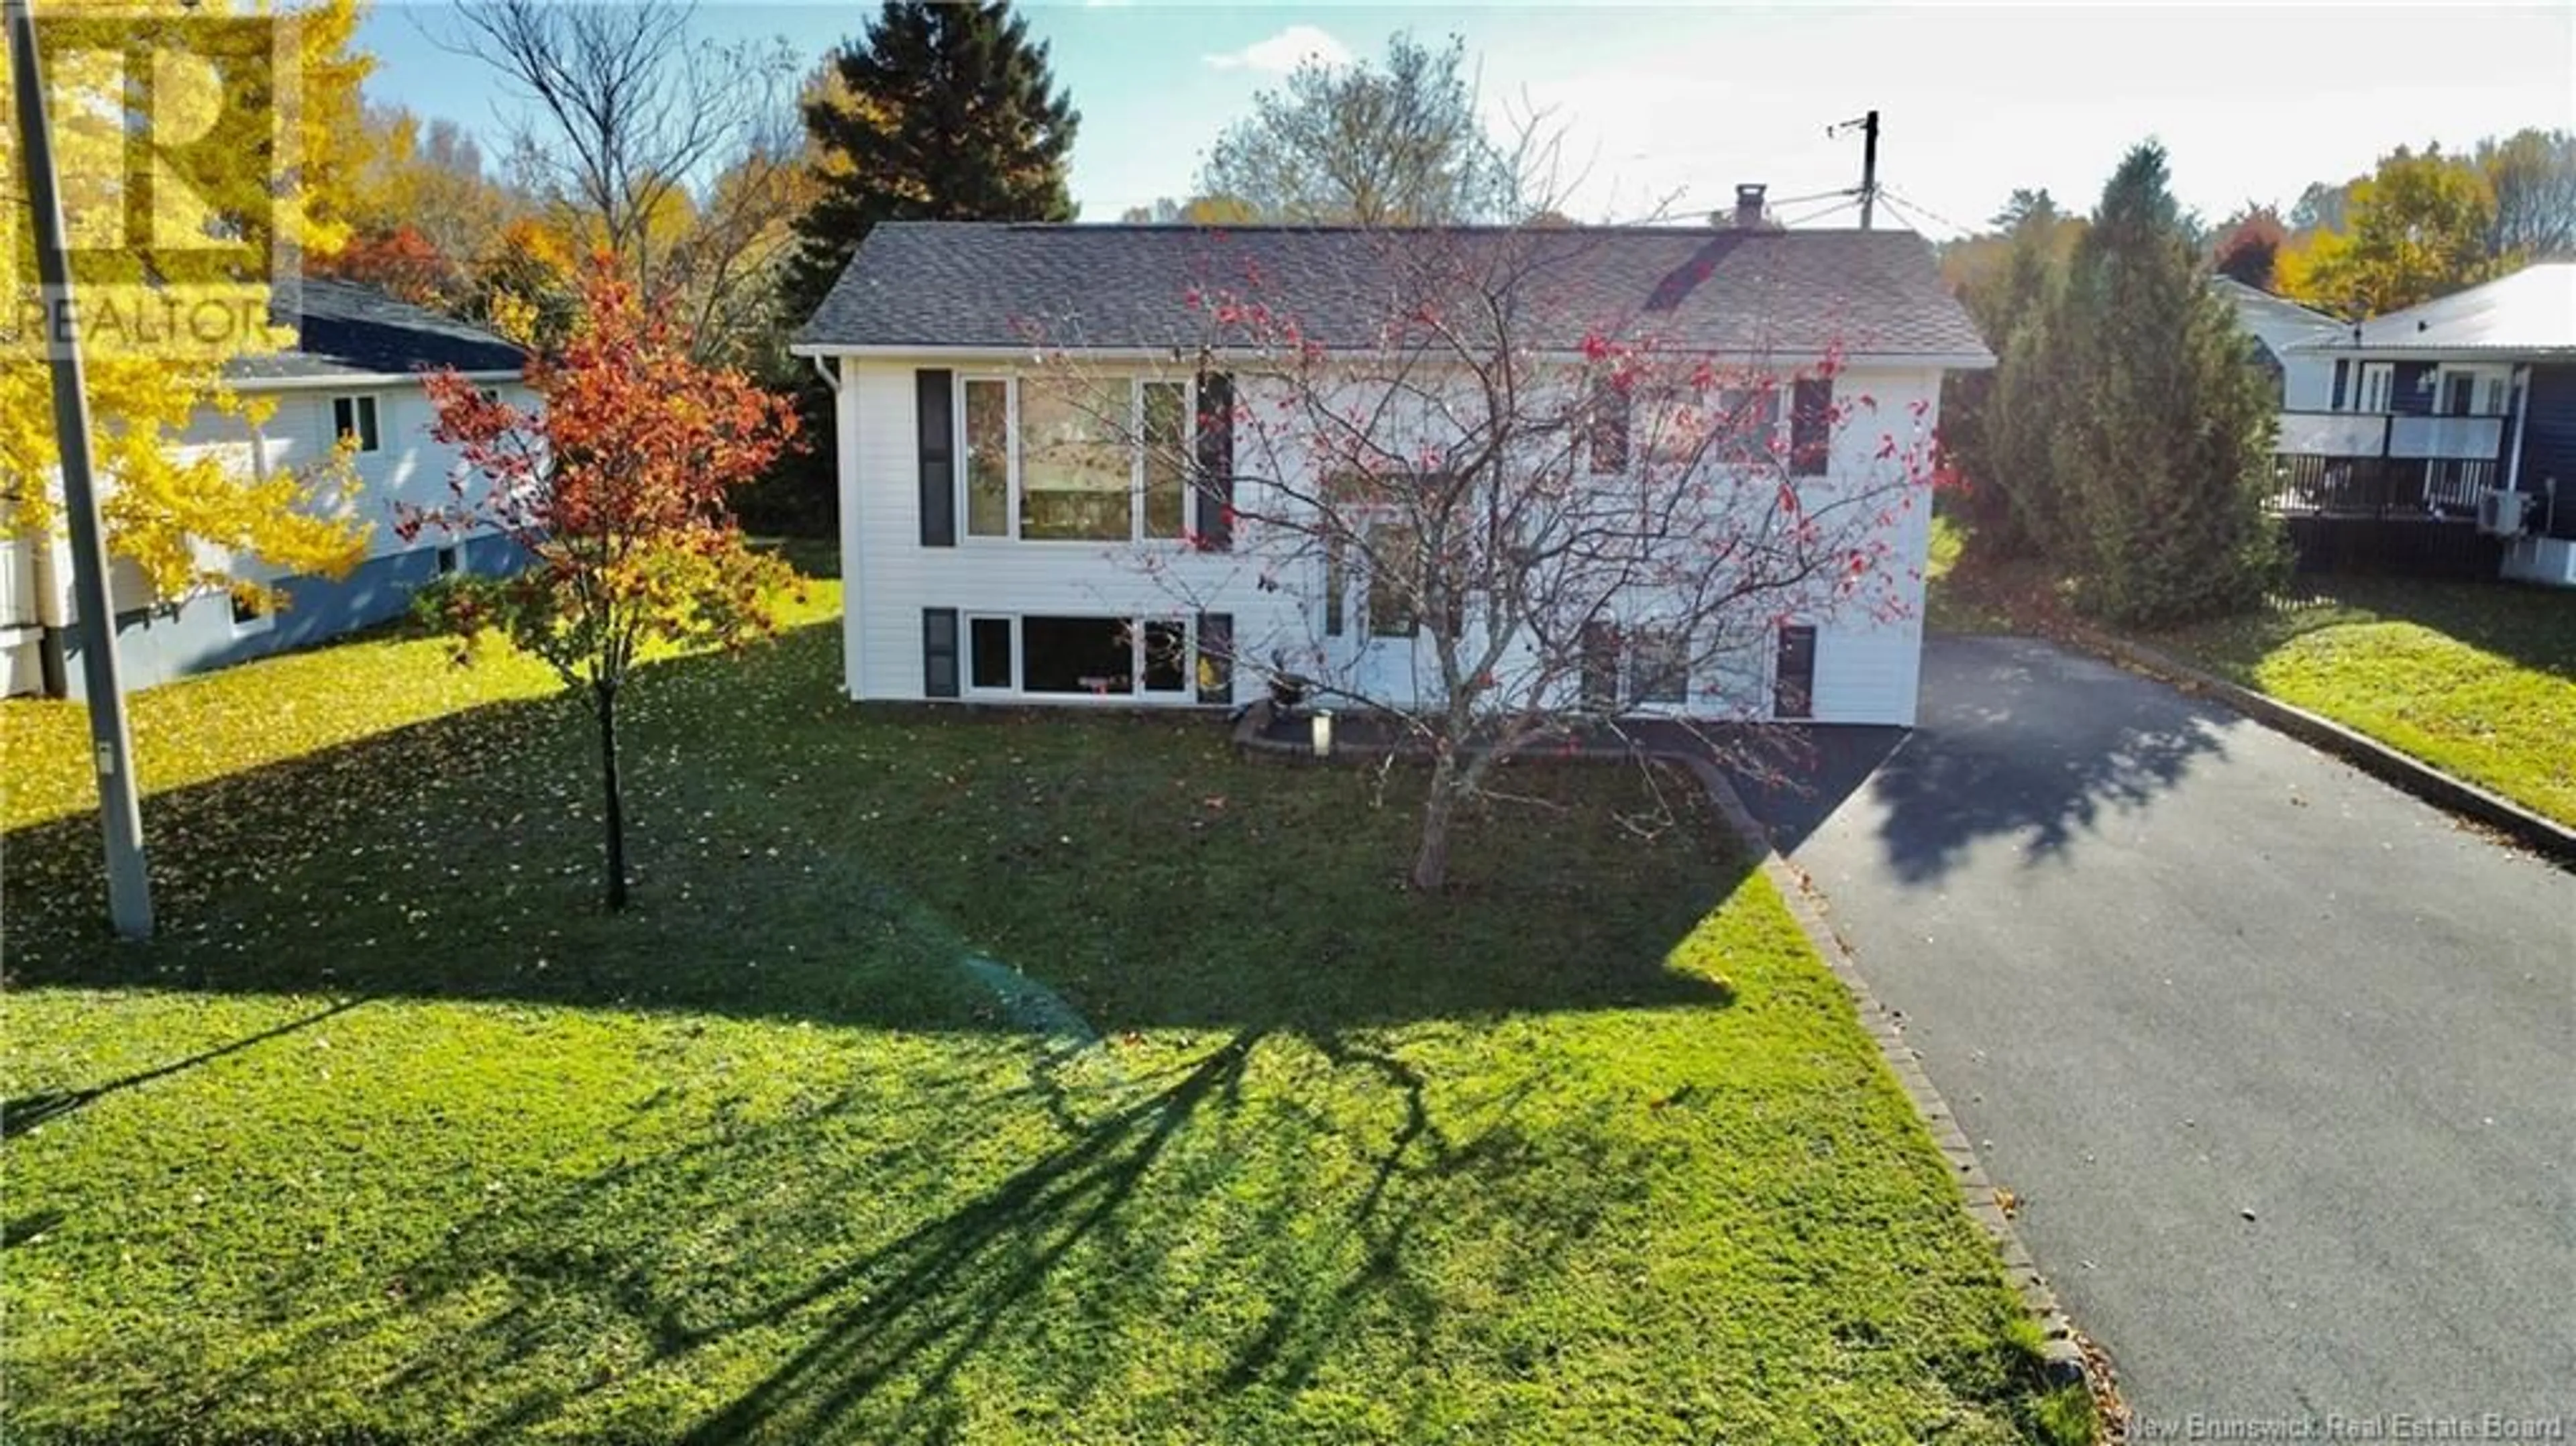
[1203,25,1351,74]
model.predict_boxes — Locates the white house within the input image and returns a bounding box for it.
[790,219,1992,726]
[3,280,535,697]
[2214,276,2341,411]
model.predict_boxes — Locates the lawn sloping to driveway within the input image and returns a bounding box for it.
[2147,578,2575,827]
[3,612,2080,1443]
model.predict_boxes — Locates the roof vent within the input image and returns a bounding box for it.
[1733,184,1768,229]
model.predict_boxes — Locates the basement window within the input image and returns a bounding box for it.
[1021,616,1136,696]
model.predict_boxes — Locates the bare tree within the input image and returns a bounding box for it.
[438,0,798,353]
[1027,227,1939,889]
[1197,32,1517,225]
[2478,127,2576,261]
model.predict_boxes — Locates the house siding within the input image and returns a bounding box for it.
[13,378,540,698]
[2515,364,2576,540]
[838,358,1941,726]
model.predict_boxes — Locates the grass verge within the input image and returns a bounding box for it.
[2145,577,2576,827]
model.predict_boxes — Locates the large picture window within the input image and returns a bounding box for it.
[956,375,1195,543]
[961,613,1202,699]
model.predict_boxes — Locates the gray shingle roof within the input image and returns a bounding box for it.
[226,278,525,384]
[795,222,1992,365]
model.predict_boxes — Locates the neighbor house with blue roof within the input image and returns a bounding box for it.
[2,280,534,697]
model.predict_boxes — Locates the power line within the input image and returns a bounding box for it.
[1762,185,1858,211]
[1775,194,1863,229]
[1877,186,1975,239]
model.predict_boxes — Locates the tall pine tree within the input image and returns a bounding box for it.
[2048,144,2284,625]
[784,1,1078,326]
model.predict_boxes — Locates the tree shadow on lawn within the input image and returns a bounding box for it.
[4,626,2072,1445]
[2,622,1739,1039]
[172,1015,1667,1445]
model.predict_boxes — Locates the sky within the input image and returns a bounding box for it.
[355,3,2576,237]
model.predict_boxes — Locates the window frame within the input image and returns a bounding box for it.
[330,394,382,454]
[2357,363,2395,414]
[965,612,1018,693]
[1587,378,1631,476]
[953,612,1211,704]
[955,373,1197,546]
[1623,627,1691,707]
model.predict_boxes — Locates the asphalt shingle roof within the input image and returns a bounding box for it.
[226,278,526,384]
[795,222,1993,365]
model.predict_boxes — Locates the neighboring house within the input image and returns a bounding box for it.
[2214,276,2340,410]
[2275,262,2576,587]
[790,219,1991,726]
[2,280,533,698]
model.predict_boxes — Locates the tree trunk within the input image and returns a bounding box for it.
[596,681,629,911]
[1410,750,1460,891]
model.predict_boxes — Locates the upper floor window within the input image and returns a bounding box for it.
[1788,378,1833,478]
[331,395,381,453]
[2356,363,2394,414]
[959,374,1193,543]
[1587,379,1631,474]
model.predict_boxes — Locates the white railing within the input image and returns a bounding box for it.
[2390,414,2505,461]
[2275,411,2507,462]
[2275,411,2385,455]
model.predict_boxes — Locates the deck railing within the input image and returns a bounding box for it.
[2273,411,2507,463]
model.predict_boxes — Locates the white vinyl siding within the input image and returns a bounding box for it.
[835,358,1942,726]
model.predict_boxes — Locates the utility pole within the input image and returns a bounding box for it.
[7,0,156,939]
[1858,108,1879,230]
[1829,109,1882,229]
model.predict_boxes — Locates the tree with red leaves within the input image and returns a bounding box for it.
[403,264,802,909]
[317,226,464,309]
[2210,205,2288,291]
[1046,229,1940,889]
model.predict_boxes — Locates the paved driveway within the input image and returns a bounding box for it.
[1734,634,2575,1427]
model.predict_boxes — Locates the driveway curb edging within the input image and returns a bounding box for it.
[1228,702,2096,1391]
[2074,630,2576,869]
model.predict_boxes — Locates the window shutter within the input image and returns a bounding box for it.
[1578,623,1619,711]
[2330,359,2349,410]
[917,370,956,547]
[1789,378,1833,478]
[922,608,960,698]
[1195,372,1234,551]
[1195,612,1234,705]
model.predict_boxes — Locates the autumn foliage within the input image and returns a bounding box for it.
[403,263,801,907]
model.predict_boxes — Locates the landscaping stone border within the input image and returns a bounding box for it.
[2078,630,2576,871]
[1229,702,2093,1388]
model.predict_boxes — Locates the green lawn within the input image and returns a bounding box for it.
[3,578,2082,1443]
[2147,577,2576,827]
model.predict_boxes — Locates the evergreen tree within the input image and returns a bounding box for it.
[783,1,1078,327]
[1944,194,2080,557]
[2048,144,2284,625]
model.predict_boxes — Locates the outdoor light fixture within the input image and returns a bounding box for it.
[1311,710,1335,759]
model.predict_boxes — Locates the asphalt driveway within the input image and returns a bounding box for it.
[1733,634,2575,1427]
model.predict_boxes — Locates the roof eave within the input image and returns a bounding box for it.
[225,366,527,392]
[790,340,1995,370]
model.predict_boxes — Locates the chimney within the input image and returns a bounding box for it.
[1733,183,1768,229]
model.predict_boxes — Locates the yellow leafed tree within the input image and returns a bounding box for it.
[1,0,373,609]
